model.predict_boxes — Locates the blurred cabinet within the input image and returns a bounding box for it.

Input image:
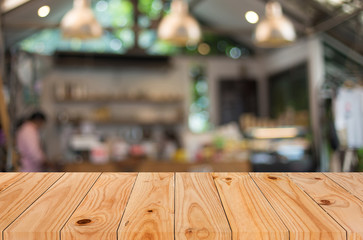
[218,79,258,125]
[269,63,308,118]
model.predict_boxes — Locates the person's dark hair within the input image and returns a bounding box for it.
[29,111,47,122]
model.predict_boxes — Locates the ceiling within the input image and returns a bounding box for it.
[1,0,362,55]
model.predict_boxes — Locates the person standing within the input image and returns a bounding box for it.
[16,111,47,172]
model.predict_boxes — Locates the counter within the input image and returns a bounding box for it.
[62,160,251,172]
[0,172,362,239]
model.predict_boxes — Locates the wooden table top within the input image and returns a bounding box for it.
[0,172,362,239]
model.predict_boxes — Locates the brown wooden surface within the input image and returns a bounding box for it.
[250,173,346,240]
[0,172,26,193]
[0,172,362,239]
[325,172,363,201]
[289,173,363,240]
[175,173,231,239]
[118,172,174,240]
[0,173,63,240]
[213,172,288,239]
[3,172,100,240]
[61,173,137,239]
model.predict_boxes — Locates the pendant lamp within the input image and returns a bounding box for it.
[254,1,296,48]
[61,0,102,39]
[157,0,201,46]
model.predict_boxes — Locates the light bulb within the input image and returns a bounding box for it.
[245,11,259,24]
[157,0,201,46]
[38,5,50,18]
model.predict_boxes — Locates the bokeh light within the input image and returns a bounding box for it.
[245,11,259,24]
[198,43,210,55]
[38,5,50,18]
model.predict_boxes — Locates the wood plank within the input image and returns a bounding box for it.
[250,173,346,240]
[175,172,231,240]
[325,173,363,201]
[289,173,363,240]
[213,173,288,239]
[0,173,63,240]
[61,173,137,239]
[0,172,26,193]
[3,172,100,240]
[118,173,174,240]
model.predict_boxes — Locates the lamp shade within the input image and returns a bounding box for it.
[254,1,296,47]
[60,0,102,39]
[157,0,201,46]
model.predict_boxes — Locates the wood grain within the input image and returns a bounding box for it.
[0,172,362,239]
[250,173,346,240]
[325,173,363,201]
[61,173,137,239]
[0,173,63,240]
[118,173,174,240]
[0,173,26,193]
[289,172,363,240]
[175,172,231,240]
[213,173,288,239]
[3,172,100,240]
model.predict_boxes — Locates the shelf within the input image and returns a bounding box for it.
[57,118,184,126]
[54,98,183,104]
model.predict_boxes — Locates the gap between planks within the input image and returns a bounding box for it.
[213,173,289,240]
[115,172,139,240]
[1,173,65,240]
[323,172,363,202]
[0,172,28,193]
[288,173,363,240]
[3,173,101,240]
[1,172,362,240]
[58,172,103,239]
[250,173,346,240]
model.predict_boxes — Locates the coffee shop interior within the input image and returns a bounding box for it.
[0,0,362,172]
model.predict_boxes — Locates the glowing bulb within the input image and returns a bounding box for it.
[38,5,50,17]
[61,0,103,39]
[245,11,259,24]
[198,43,210,55]
[157,0,201,46]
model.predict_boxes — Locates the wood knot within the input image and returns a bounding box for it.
[185,228,193,237]
[223,177,232,185]
[268,176,278,180]
[314,177,322,180]
[319,199,332,205]
[147,209,153,213]
[76,219,92,225]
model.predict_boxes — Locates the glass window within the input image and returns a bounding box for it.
[188,64,210,133]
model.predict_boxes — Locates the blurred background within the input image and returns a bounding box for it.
[0,0,362,172]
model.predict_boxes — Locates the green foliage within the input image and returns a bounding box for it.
[138,0,163,19]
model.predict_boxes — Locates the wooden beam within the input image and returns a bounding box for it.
[0,0,15,171]
[0,77,10,150]
[309,7,362,34]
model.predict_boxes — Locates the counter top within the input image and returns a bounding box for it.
[0,172,362,239]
